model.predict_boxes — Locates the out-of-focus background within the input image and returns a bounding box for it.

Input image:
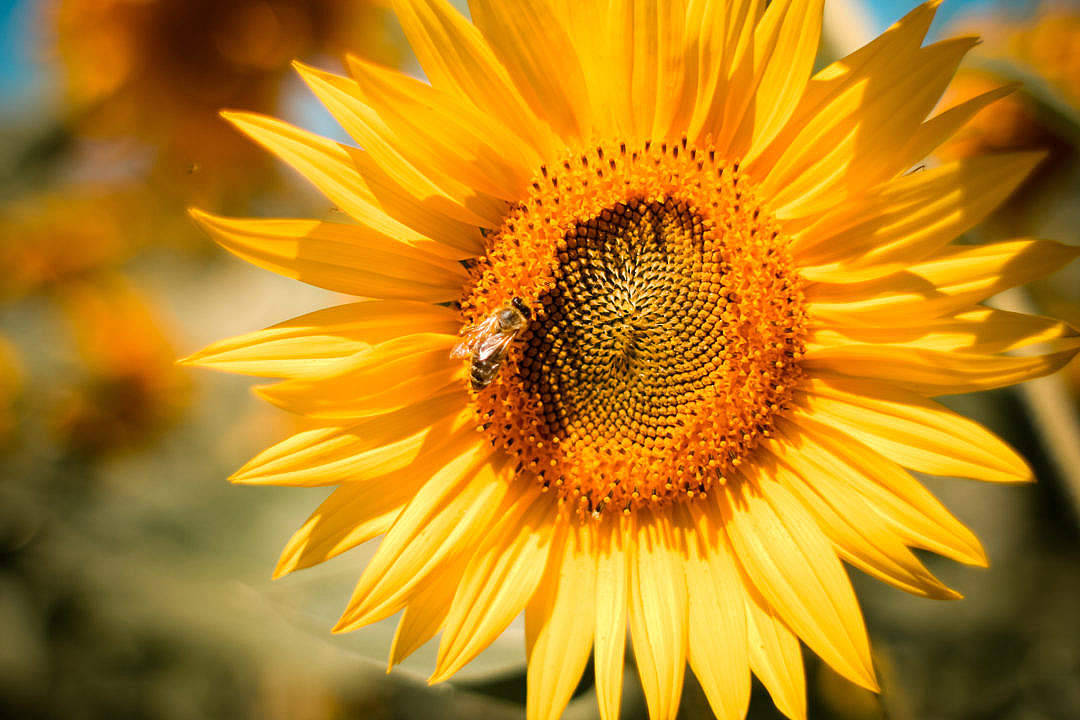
[1,1,1078,718]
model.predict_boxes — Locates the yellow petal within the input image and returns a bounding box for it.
[802,338,1080,395]
[726,0,825,161]
[769,420,961,599]
[748,0,939,172]
[387,0,558,158]
[680,502,751,720]
[182,301,460,379]
[683,0,726,142]
[255,333,464,420]
[546,0,614,135]
[524,520,596,720]
[764,37,980,218]
[895,84,1018,179]
[218,112,466,260]
[334,447,506,631]
[650,0,691,141]
[347,56,537,202]
[272,425,481,578]
[388,554,468,668]
[189,210,467,302]
[722,477,878,691]
[605,0,658,140]
[794,153,1044,280]
[628,509,688,720]
[688,0,766,143]
[295,61,502,234]
[231,393,471,487]
[273,484,402,579]
[432,484,557,683]
[807,307,1078,355]
[797,376,1032,482]
[792,414,987,566]
[468,0,591,143]
[593,512,629,720]
[745,587,807,720]
[808,238,1080,327]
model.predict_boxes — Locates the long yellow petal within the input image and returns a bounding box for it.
[769,421,961,599]
[628,509,688,720]
[745,588,807,720]
[524,520,596,720]
[793,414,987,566]
[388,554,468,668]
[722,477,878,691]
[295,62,502,233]
[893,84,1018,181]
[231,394,471,487]
[432,485,557,683]
[807,307,1078,355]
[593,512,629,720]
[651,0,691,141]
[683,0,726,141]
[681,502,751,720]
[793,153,1044,279]
[546,0,614,135]
[347,56,537,201]
[182,301,460,379]
[808,239,1080,327]
[273,484,402,579]
[803,338,1080,395]
[219,112,468,260]
[334,447,506,631]
[189,210,467,302]
[764,37,980,218]
[797,376,1032,482]
[387,0,558,158]
[255,333,463,420]
[271,423,480,579]
[468,0,590,143]
[748,0,939,173]
[726,0,825,161]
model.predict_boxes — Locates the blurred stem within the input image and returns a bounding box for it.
[992,288,1080,525]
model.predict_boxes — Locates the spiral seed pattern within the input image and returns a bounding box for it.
[460,140,807,516]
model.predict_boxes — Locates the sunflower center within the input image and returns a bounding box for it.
[461,140,807,516]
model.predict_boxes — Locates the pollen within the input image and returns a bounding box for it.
[460,139,807,517]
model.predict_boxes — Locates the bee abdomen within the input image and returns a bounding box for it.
[470,358,499,390]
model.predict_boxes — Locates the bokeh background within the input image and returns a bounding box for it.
[1,1,1078,718]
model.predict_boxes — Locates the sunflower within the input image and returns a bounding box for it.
[186,1,1080,719]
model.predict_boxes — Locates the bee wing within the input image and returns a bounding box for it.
[450,314,500,359]
[475,332,516,362]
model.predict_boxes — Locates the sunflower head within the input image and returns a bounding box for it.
[186,2,1080,719]
[464,141,808,515]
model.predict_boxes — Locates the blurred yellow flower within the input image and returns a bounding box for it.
[43,0,401,206]
[938,1,1080,162]
[53,277,190,457]
[189,2,1078,719]
[0,336,23,446]
[0,190,138,301]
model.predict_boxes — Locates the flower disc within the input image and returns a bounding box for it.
[464,141,807,515]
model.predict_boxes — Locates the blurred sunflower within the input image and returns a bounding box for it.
[0,189,141,301]
[936,1,1080,166]
[188,2,1080,720]
[54,277,190,458]
[43,0,401,207]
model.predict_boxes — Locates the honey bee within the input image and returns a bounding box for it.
[451,297,531,390]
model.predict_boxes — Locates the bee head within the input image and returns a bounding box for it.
[510,297,531,319]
